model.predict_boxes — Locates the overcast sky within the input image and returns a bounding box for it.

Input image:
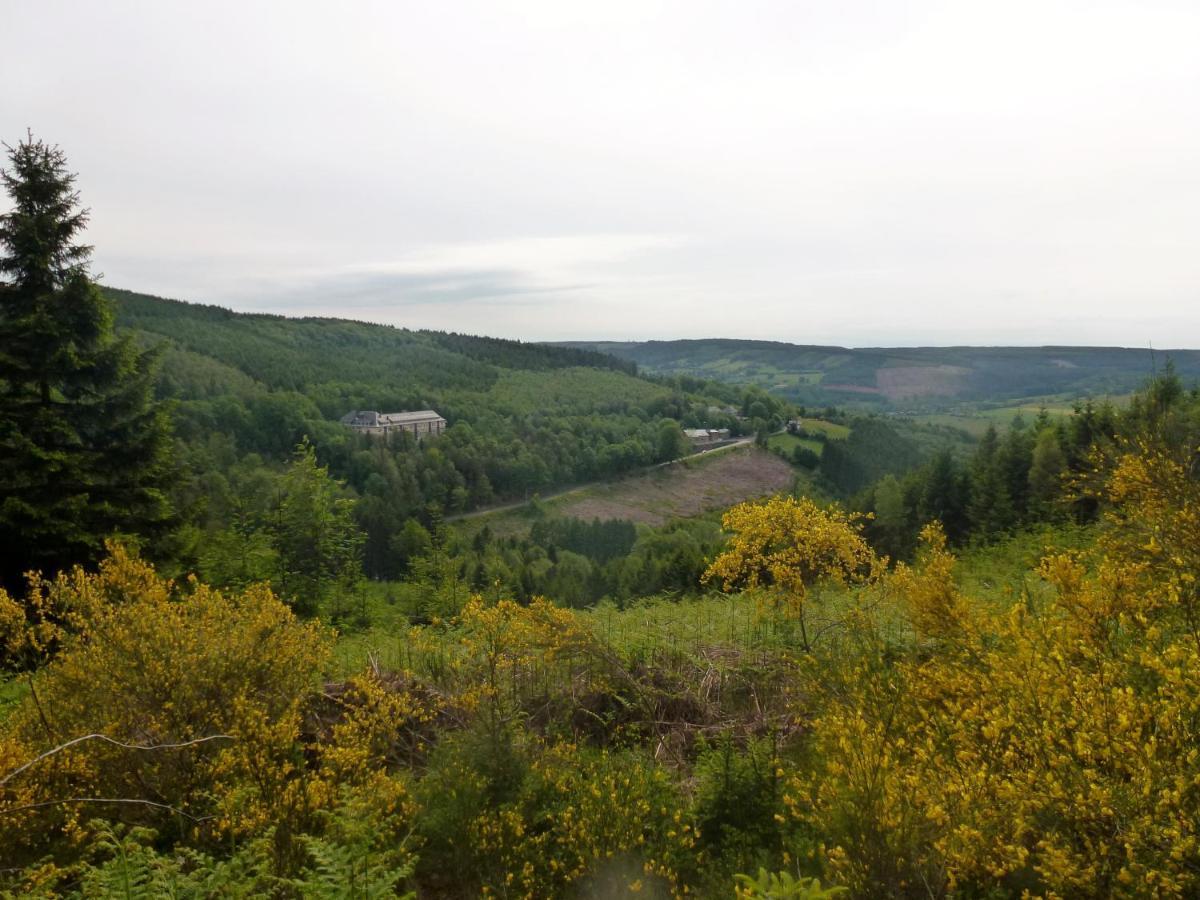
[4,0,1198,346]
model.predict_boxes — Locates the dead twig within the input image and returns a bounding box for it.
[0,733,235,788]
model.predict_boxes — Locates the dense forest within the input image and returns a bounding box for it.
[5,136,1200,898]
[850,399,1123,560]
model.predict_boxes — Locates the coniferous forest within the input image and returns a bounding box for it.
[3,135,1200,900]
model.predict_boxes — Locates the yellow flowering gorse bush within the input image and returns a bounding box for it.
[788,436,1200,898]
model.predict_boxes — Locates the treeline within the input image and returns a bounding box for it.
[381,514,726,615]
[428,330,638,375]
[854,400,1124,560]
[473,515,724,609]
[530,516,638,564]
[819,417,924,495]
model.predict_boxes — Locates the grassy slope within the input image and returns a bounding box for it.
[553,445,795,525]
[767,432,825,456]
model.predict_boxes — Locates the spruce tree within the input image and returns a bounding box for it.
[0,134,172,588]
[919,449,969,543]
[272,439,363,618]
[1027,426,1067,521]
[967,424,1015,538]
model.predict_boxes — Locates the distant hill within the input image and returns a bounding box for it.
[552,339,1200,408]
[110,288,638,392]
[105,287,694,441]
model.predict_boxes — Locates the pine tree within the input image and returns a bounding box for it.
[272,439,363,617]
[1027,425,1067,521]
[919,449,969,543]
[871,473,911,561]
[0,135,172,588]
[997,420,1035,523]
[967,425,1015,538]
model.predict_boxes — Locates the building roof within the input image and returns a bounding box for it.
[685,427,731,441]
[376,410,444,425]
[341,409,445,427]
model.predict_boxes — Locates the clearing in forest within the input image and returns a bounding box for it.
[555,446,795,525]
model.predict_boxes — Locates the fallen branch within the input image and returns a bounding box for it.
[0,733,235,787]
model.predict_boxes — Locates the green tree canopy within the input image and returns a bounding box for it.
[0,135,171,588]
[273,439,364,617]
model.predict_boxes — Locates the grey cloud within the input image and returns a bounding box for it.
[240,267,590,311]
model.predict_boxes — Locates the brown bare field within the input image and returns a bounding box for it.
[875,364,971,400]
[557,446,795,525]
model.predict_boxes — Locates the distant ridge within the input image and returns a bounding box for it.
[552,339,1200,408]
[105,287,1197,410]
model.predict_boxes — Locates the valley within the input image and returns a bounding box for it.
[556,338,1198,411]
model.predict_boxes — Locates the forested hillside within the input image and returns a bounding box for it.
[113,289,638,397]
[105,288,793,582]
[557,338,1200,409]
[107,288,977,601]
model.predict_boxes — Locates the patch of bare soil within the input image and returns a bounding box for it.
[559,447,795,525]
[875,364,970,400]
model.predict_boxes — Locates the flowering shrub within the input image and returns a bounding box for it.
[0,549,416,892]
[788,434,1200,897]
[2,400,1199,897]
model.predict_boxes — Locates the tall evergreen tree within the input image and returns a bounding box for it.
[0,135,171,588]
[919,449,969,543]
[272,439,364,618]
[997,420,1035,523]
[1027,425,1067,521]
[967,425,1015,537]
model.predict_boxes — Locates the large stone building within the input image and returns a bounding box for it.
[684,427,731,447]
[340,409,447,438]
